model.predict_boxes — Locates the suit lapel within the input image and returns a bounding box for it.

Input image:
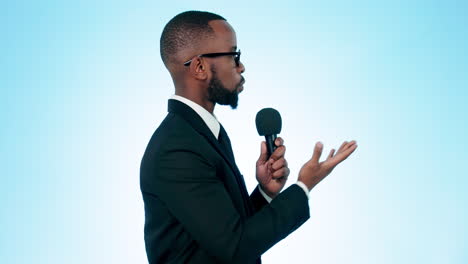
[168,99,254,216]
[167,99,241,178]
[218,125,254,215]
[218,125,236,165]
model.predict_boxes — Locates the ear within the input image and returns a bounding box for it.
[189,57,209,81]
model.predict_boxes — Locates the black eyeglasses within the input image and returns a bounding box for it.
[183,50,241,67]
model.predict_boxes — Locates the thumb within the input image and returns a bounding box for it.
[310,141,323,164]
[257,141,269,163]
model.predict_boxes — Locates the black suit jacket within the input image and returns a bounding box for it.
[140,99,310,263]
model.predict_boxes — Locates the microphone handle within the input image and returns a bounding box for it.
[265,134,277,158]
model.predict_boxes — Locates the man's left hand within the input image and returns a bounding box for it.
[256,137,290,199]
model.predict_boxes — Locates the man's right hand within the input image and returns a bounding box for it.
[298,141,358,190]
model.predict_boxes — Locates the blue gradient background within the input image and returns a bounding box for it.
[2,1,467,263]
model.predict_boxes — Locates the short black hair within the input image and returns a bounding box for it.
[160,11,226,66]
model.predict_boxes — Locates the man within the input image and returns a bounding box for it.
[140,11,357,263]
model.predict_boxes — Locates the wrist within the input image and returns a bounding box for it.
[297,176,318,191]
[295,181,310,199]
[259,184,278,199]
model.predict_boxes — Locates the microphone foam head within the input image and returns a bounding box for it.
[255,108,282,136]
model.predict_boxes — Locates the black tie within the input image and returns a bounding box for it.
[218,124,254,216]
[218,124,235,163]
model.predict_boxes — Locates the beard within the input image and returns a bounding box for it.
[207,67,243,109]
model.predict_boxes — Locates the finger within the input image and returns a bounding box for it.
[326,143,358,167]
[344,140,357,151]
[311,141,323,164]
[275,137,284,147]
[272,158,287,170]
[272,167,290,179]
[338,141,356,155]
[327,149,335,160]
[270,145,286,161]
[276,176,288,183]
[336,141,348,154]
[336,143,357,161]
[257,141,268,163]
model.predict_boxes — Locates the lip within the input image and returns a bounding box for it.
[238,82,244,92]
[238,79,245,92]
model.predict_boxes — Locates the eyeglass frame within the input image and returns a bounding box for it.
[183,50,241,67]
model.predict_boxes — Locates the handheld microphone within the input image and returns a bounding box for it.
[255,108,282,158]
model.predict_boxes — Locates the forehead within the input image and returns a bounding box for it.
[206,20,237,51]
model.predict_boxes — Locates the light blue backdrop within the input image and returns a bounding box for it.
[2,1,467,263]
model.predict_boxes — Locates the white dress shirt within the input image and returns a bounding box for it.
[171,95,309,203]
[171,95,220,138]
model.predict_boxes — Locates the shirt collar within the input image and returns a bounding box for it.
[171,95,220,139]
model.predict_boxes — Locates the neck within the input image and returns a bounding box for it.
[175,90,215,114]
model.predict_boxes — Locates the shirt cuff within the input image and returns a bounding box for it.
[295,181,310,199]
[258,185,273,203]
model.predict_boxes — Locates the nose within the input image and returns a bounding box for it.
[238,61,245,74]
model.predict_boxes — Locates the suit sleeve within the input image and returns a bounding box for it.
[250,185,269,212]
[150,149,310,263]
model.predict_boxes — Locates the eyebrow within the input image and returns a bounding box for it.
[231,46,237,51]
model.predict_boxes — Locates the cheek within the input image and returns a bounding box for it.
[230,71,241,85]
[217,65,240,88]
[220,72,239,89]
